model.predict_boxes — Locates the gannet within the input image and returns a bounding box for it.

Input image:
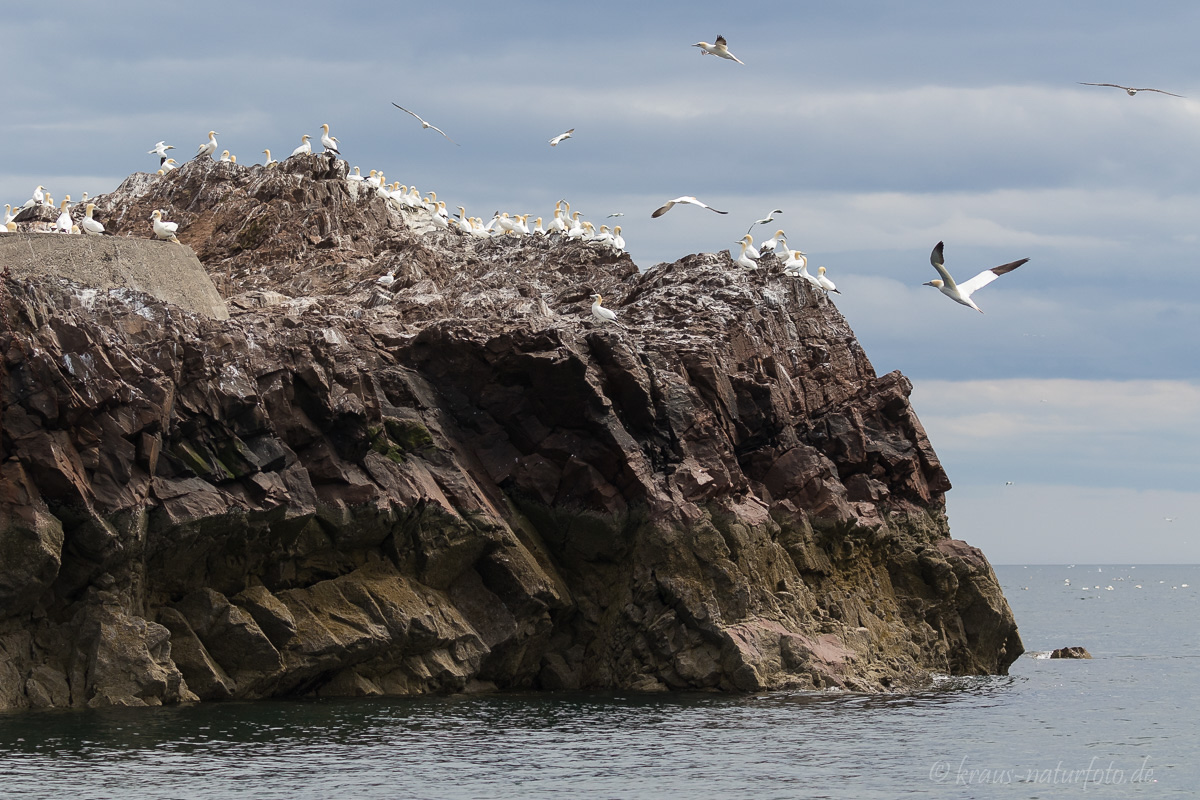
[735,239,758,269]
[816,266,840,294]
[533,217,546,235]
[1078,82,1183,97]
[692,35,744,64]
[23,186,46,209]
[194,131,219,160]
[219,150,232,162]
[230,155,237,163]
[607,212,624,218]
[549,128,574,146]
[546,206,567,235]
[430,206,451,230]
[590,294,624,327]
[566,211,585,238]
[151,209,181,244]
[377,270,396,287]
[55,200,72,233]
[746,209,782,235]
[161,158,178,171]
[392,103,458,145]
[320,123,340,154]
[81,203,104,235]
[736,234,761,259]
[347,166,363,181]
[593,225,615,247]
[782,249,809,276]
[262,149,277,166]
[760,230,786,253]
[924,241,1029,312]
[612,226,625,252]
[651,196,728,217]
[290,135,312,157]
[148,141,175,164]
[3,204,14,225]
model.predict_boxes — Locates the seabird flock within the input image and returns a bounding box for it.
[2,32,1186,326]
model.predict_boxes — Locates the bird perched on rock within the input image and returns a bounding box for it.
[692,35,744,64]
[376,270,396,287]
[161,158,178,172]
[816,266,840,294]
[760,230,786,253]
[290,135,312,157]
[22,186,46,210]
[193,131,219,160]
[55,199,72,233]
[219,150,232,162]
[589,293,624,327]
[148,141,175,164]
[924,241,1029,312]
[320,123,340,154]
[151,209,181,244]
[262,149,277,166]
[81,203,104,235]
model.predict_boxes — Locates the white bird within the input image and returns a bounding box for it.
[290,135,312,157]
[924,241,1029,313]
[590,293,624,327]
[736,234,761,260]
[377,270,396,287]
[549,128,574,146]
[194,131,219,160]
[151,209,181,244]
[392,103,458,145]
[161,158,178,172]
[219,150,232,162]
[81,203,104,235]
[148,141,175,164]
[607,212,624,218]
[816,266,841,294]
[1078,82,1183,98]
[746,209,782,235]
[23,185,46,209]
[612,225,625,252]
[651,196,728,218]
[262,149,277,166]
[760,229,786,253]
[692,34,744,64]
[320,123,340,154]
[782,249,808,275]
[735,239,758,269]
[55,200,72,233]
[347,166,363,181]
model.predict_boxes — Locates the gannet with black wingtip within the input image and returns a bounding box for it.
[760,230,786,253]
[290,135,312,157]
[816,266,840,294]
[590,293,624,327]
[651,196,728,217]
[736,234,761,260]
[746,209,782,235]
[549,128,574,146]
[23,186,46,210]
[148,141,175,164]
[1078,82,1184,98]
[219,150,232,162]
[55,200,72,233]
[593,224,615,248]
[81,203,104,235]
[194,131,219,160]
[320,123,340,154]
[924,241,1029,312]
[151,209,181,244]
[161,158,178,172]
[392,103,459,145]
[692,34,744,64]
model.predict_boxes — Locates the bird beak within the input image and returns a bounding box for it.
[922,281,935,287]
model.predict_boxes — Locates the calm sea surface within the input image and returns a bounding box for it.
[1,565,1196,799]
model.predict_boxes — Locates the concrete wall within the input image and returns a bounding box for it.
[0,234,229,320]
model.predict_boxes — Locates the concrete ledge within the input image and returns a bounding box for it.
[0,234,229,320]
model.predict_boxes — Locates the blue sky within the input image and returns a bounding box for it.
[4,1,1198,563]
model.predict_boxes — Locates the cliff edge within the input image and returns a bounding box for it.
[0,154,1021,709]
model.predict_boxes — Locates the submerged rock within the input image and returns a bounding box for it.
[1050,646,1092,659]
[0,155,1022,709]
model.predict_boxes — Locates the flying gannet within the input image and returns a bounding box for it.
[81,203,104,235]
[320,123,341,154]
[590,294,624,327]
[607,212,624,218]
[1078,82,1184,97]
[392,103,458,145]
[651,196,728,218]
[924,241,1029,312]
[194,131,219,160]
[151,209,181,244]
[816,266,840,294]
[693,35,744,64]
[549,128,574,146]
[290,135,312,157]
[148,141,175,164]
[746,209,783,235]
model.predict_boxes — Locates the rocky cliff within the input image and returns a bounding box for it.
[0,154,1022,710]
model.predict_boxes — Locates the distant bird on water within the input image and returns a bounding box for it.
[290,135,312,157]
[392,103,458,145]
[746,209,783,235]
[692,35,744,64]
[549,128,574,146]
[193,131,219,160]
[924,241,1029,313]
[151,209,181,244]
[651,196,728,218]
[148,141,175,164]
[589,293,624,327]
[320,123,340,154]
[1078,82,1183,98]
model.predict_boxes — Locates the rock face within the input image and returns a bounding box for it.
[0,155,1022,709]
[1050,647,1092,659]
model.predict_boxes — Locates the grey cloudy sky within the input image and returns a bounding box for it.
[4,1,1199,563]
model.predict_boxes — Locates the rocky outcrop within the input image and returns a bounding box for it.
[0,155,1022,709]
[1050,646,1092,659]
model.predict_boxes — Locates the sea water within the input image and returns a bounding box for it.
[0,565,1195,799]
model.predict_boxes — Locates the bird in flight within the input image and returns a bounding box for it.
[549,128,574,146]
[651,196,729,218]
[746,209,783,235]
[392,103,458,145]
[924,241,1029,313]
[693,35,744,64]
[1078,82,1184,98]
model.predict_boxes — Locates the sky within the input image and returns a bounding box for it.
[3,1,1199,563]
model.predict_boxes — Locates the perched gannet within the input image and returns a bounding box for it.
[151,209,181,244]
[760,230,786,253]
[1078,82,1183,97]
[148,141,175,164]
[377,270,396,287]
[290,135,312,157]
[734,239,758,269]
[612,226,625,252]
[533,217,546,235]
[219,150,232,162]
[262,149,277,166]
[736,234,761,260]
[55,200,72,233]
[429,206,451,230]
[692,35,744,64]
[392,103,458,145]
[816,266,840,294]
[23,186,46,209]
[549,128,574,146]
[924,241,1029,312]
[651,196,728,218]
[593,225,615,248]
[81,203,104,235]
[347,166,363,181]
[194,131,219,160]
[3,204,15,225]
[161,158,178,172]
[320,123,340,154]
[746,209,782,235]
[782,249,809,276]
[230,155,237,163]
[589,293,623,327]
[566,211,585,238]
